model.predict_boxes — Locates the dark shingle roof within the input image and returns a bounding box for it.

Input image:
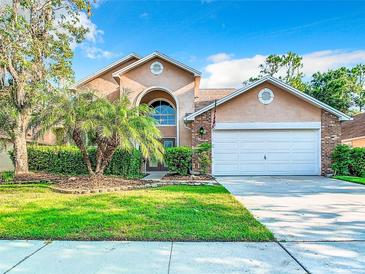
[342,112,365,140]
[195,88,236,111]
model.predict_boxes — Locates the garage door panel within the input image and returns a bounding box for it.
[238,143,266,151]
[213,129,320,176]
[214,153,239,161]
[290,152,316,161]
[214,164,239,174]
[266,143,290,150]
[266,152,291,161]
[238,152,265,160]
[292,143,317,150]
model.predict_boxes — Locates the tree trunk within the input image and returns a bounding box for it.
[95,141,106,174]
[96,144,118,175]
[72,128,94,175]
[13,112,29,175]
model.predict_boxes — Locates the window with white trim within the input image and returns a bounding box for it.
[150,100,176,125]
[258,88,274,104]
[150,61,164,75]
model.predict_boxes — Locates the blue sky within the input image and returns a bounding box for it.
[73,0,365,87]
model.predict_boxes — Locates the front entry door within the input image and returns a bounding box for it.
[147,138,176,171]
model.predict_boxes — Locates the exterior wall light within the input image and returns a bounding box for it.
[199,126,206,136]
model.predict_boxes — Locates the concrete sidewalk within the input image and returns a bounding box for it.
[1,240,305,274]
[2,240,365,274]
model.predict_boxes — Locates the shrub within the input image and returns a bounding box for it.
[10,145,142,178]
[193,142,212,175]
[0,171,14,182]
[164,146,192,175]
[350,147,365,177]
[332,145,365,177]
[331,145,352,176]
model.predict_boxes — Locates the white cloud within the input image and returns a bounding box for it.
[77,12,104,43]
[80,45,115,59]
[302,50,365,75]
[201,54,266,88]
[207,53,232,63]
[75,12,116,59]
[140,12,149,18]
[201,50,365,88]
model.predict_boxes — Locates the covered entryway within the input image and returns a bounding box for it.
[212,129,320,175]
[137,87,178,172]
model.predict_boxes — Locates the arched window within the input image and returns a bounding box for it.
[150,100,176,125]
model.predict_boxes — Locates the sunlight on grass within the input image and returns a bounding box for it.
[334,176,365,186]
[0,184,273,241]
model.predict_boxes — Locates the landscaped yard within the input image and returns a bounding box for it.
[0,184,273,241]
[335,176,365,185]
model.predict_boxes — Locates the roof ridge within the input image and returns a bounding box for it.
[199,88,236,90]
[72,53,141,88]
[111,51,201,78]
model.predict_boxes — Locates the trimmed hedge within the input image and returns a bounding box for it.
[164,146,192,175]
[12,145,142,178]
[332,144,365,177]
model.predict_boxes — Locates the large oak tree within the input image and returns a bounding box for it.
[0,0,90,175]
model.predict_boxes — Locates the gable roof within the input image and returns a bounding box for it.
[341,112,365,140]
[112,51,202,78]
[72,53,141,88]
[185,76,351,121]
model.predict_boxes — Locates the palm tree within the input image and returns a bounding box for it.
[33,89,164,176]
[32,89,102,175]
[93,94,164,175]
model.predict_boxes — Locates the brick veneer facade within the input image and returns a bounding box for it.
[191,109,341,176]
[321,109,341,175]
[191,109,213,174]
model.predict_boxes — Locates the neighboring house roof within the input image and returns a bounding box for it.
[72,53,141,88]
[112,51,202,78]
[342,112,365,140]
[196,88,236,110]
[185,76,352,121]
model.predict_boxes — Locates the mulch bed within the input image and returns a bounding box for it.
[52,176,217,194]
[162,174,214,181]
[2,172,218,194]
[56,176,148,190]
[11,172,66,184]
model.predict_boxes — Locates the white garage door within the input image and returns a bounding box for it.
[212,129,320,176]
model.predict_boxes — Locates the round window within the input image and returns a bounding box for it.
[150,61,164,75]
[258,88,274,104]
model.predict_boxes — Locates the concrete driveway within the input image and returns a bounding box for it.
[217,176,365,241]
[217,176,365,273]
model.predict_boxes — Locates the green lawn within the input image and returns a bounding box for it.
[335,176,365,185]
[0,184,273,241]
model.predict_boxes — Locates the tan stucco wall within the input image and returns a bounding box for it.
[118,57,196,146]
[140,90,176,107]
[79,58,138,100]
[0,141,13,171]
[40,131,57,145]
[216,83,321,123]
[352,138,365,147]
[342,137,365,147]
[159,126,177,138]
